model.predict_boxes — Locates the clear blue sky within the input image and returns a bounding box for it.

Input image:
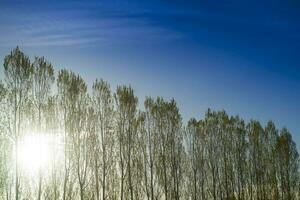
[0,0,299,148]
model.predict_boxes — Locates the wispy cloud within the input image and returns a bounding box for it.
[0,2,183,47]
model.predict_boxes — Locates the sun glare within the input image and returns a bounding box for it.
[18,134,53,175]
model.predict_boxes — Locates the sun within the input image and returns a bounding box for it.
[18,134,52,175]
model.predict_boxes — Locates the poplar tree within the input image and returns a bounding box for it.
[3,47,33,200]
[92,79,114,200]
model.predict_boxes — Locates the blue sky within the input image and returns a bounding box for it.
[0,0,300,147]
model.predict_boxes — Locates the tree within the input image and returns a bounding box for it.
[0,81,10,199]
[0,47,299,200]
[276,128,299,200]
[142,97,158,200]
[264,121,279,199]
[114,85,138,200]
[44,96,61,200]
[204,109,221,200]
[232,116,247,200]
[247,120,265,200]
[92,79,114,200]
[32,56,55,200]
[165,99,183,200]
[115,86,138,200]
[3,47,33,200]
[57,69,74,200]
[67,74,89,200]
[185,118,199,200]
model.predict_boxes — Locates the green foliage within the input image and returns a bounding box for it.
[0,47,299,200]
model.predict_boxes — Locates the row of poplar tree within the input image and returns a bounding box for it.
[0,47,299,200]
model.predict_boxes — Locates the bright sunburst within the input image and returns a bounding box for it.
[18,134,53,175]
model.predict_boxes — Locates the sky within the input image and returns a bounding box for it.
[0,0,299,148]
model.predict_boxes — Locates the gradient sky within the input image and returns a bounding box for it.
[0,0,299,148]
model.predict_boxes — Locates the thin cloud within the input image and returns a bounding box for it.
[0,3,183,47]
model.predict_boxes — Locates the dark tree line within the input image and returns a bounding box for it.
[0,47,299,200]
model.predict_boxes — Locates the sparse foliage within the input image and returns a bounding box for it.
[0,47,299,200]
